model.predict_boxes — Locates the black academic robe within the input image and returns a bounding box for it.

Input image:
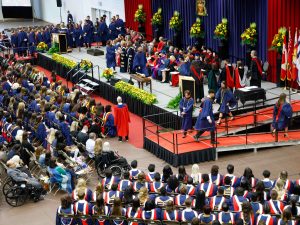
[250,58,262,87]
[120,47,128,73]
[190,60,204,102]
[127,47,135,74]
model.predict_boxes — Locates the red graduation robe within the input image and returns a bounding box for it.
[114,103,130,137]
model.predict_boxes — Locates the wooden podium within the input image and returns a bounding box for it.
[52,33,67,53]
[179,76,196,100]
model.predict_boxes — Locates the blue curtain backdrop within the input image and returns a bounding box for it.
[151,0,268,62]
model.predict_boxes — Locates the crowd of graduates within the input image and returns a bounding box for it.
[56,161,300,225]
[0,55,127,196]
[4,13,126,56]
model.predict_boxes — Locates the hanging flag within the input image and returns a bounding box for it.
[287,28,294,81]
[292,29,298,81]
[297,31,300,85]
[280,35,287,81]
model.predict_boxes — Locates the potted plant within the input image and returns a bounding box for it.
[169,11,183,48]
[190,17,205,50]
[134,4,146,35]
[214,18,229,59]
[36,42,48,53]
[151,8,163,40]
[102,68,114,82]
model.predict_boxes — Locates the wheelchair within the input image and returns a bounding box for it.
[95,151,131,178]
[3,168,46,207]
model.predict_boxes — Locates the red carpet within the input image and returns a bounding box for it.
[36,66,144,149]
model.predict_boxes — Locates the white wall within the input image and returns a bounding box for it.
[32,0,125,24]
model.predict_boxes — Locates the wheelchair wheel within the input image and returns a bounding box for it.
[109,165,122,177]
[96,165,106,178]
[2,177,13,195]
[5,186,27,207]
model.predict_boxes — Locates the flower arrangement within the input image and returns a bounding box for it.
[80,59,93,71]
[214,18,228,40]
[52,53,77,69]
[102,68,114,81]
[37,42,48,52]
[169,11,182,31]
[241,22,258,47]
[270,27,287,53]
[115,81,157,105]
[134,4,146,23]
[151,8,162,26]
[167,92,182,109]
[47,42,59,55]
[190,17,204,38]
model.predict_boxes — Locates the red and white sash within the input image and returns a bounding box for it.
[201,183,213,197]
[209,174,221,186]
[164,210,179,221]
[142,209,157,220]
[269,200,283,214]
[233,195,245,211]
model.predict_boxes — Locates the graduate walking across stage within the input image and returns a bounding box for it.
[271,93,293,138]
[193,89,218,144]
[179,90,194,138]
[215,81,237,125]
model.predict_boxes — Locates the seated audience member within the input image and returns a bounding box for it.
[210,187,226,211]
[155,186,173,207]
[162,200,181,221]
[162,165,173,183]
[218,203,235,224]
[126,198,142,220]
[72,178,93,202]
[274,179,289,202]
[235,202,255,225]
[283,196,300,216]
[103,105,116,137]
[110,197,126,217]
[190,164,202,184]
[262,170,274,191]
[93,182,104,202]
[267,190,285,214]
[74,189,93,224]
[274,171,293,194]
[250,192,263,215]
[76,125,89,145]
[104,183,122,204]
[56,196,74,225]
[129,160,141,180]
[146,164,156,182]
[92,196,110,224]
[230,187,249,211]
[149,172,164,193]
[181,198,198,222]
[240,167,257,191]
[133,172,148,192]
[118,171,132,192]
[176,165,189,184]
[277,209,296,225]
[209,165,223,186]
[186,177,196,196]
[194,190,208,211]
[196,174,218,197]
[138,186,151,206]
[223,164,240,188]
[101,168,119,190]
[198,205,216,224]
[85,132,96,158]
[256,204,278,225]
[175,185,190,206]
[222,176,235,198]
[141,200,161,220]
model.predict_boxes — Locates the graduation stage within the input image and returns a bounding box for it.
[33,48,300,166]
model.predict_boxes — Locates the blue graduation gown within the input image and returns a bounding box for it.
[56,205,75,225]
[179,61,191,76]
[272,102,293,130]
[60,121,73,146]
[43,30,51,46]
[28,32,36,54]
[115,19,125,35]
[133,52,148,76]
[83,24,92,44]
[194,97,215,131]
[67,28,75,48]
[74,27,83,47]
[104,113,116,137]
[11,34,18,54]
[216,88,237,114]
[17,31,28,52]
[36,32,44,44]
[36,123,47,148]
[179,97,194,131]
[99,22,109,42]
[106,46,116,68]
[109,22,118,40]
